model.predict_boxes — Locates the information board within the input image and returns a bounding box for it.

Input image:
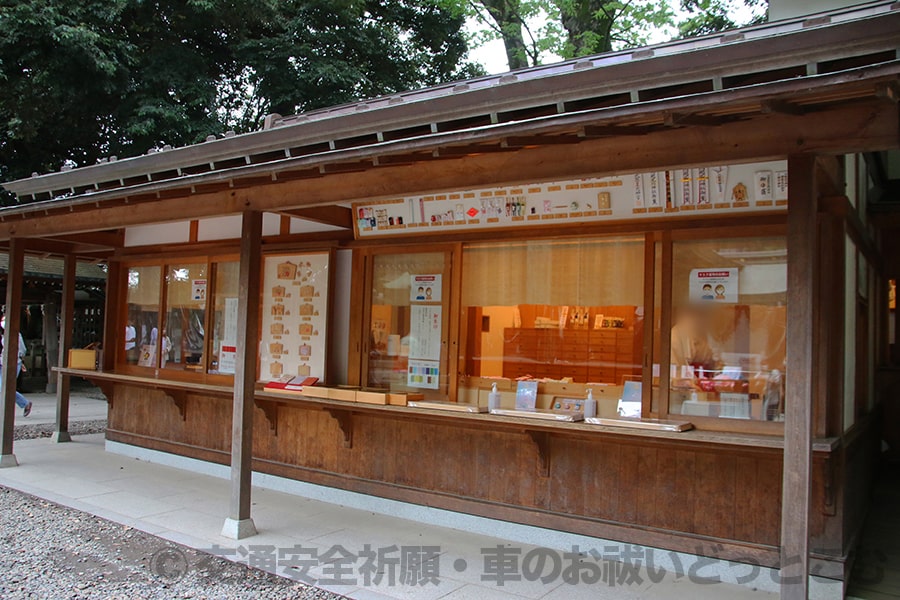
[259,252,330,382]
[353,160,787,238]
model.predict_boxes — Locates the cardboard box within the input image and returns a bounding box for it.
[299,386,331,400]
[68,349,97,371]
[387,392,424,406]
[356,389,389,405]
[328,387,358,402]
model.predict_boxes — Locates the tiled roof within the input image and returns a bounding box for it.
[0,0,897,213]
[0,253,106,281]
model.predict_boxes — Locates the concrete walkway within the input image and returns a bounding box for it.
[11,387,108,426]
[0,433,793,600]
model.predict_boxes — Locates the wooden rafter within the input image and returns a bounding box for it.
[281,206,353,229]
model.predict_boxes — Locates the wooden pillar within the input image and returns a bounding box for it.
[781,155,818,599]
[42,293,59,393]
[0,239,24,467]
[51,255,76,443]
[101,261,121,372]
[221,210,262,539]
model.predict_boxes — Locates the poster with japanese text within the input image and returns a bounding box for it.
[259,252,330,382]
[409,305,442,361]
[217,297,239,374]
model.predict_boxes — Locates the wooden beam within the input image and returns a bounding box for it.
[663,112,729,127]
[875,81,899,104]
[815,155,844,198]
[504,135,582,147]
[282,205,353,229]
[0,238,24,466]
[781,154,818,599]
[45,230,124,249]
[761,99,805,116]
[374,153,434,166]
[0,101,895,240]
[51,255,76,443]
[436,144,513,156]
[320,162,373,174]
[222,210,262,540]
[0,237,112,260]
[580,124,657,137]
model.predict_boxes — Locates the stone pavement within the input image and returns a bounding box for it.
[0,432,792,600]
[11,386,108,426]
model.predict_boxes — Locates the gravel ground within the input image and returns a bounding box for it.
[14,419,108,441]
[0,486,344,599]
[3,419,344,599]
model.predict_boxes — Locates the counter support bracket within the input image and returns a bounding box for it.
[165,390,188,421]
[527,430,551,477]
[257,400,279,435]
[326,408,353,448]
[95,381,116,410]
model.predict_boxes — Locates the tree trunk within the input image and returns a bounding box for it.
[480,0,530,70]
[558,0,614,57]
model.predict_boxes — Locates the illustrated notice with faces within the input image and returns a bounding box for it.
[259,252,330,382]
[689,268,739,304]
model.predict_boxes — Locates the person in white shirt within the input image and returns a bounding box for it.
[0,317,31,416]
[125,320,137,363]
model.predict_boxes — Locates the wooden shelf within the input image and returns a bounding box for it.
[54,367,233,397]
[254,388,838,452]
[55,367,838,452]
[502,327,640,383]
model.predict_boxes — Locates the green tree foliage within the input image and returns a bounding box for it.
[677,0,767,38]
[448,0,767,70]
[0,0,480,194]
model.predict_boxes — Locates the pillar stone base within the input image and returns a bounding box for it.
[221,517,257,540]
[50,431,72,443]
[0,454,19,468]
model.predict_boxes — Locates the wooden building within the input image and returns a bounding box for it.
[1,3,899,598]
[0,254,106,389]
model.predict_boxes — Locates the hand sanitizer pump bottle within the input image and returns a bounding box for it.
[488,382,501,411]
[584,389,597,419]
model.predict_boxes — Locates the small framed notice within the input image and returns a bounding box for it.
[515,381,539,410]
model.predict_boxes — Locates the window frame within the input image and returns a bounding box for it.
[117,252,238,385]
[350,220,788,435]
[653,223,788,434]
[352,243,461,401]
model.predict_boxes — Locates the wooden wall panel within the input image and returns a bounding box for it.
[107,385,850,574]
[692,452,736,540]
[592,443,621,521]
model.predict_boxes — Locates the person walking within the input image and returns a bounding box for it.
[0,317,31,417]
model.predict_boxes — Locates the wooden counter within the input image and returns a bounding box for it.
[58,368,836,452]
[58,367,850,577]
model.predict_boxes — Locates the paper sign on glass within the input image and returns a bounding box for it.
[410,274,442,303]
[690,268,739,303]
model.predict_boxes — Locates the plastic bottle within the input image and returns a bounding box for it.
[488,382,501,411]
[584,389,597,419]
